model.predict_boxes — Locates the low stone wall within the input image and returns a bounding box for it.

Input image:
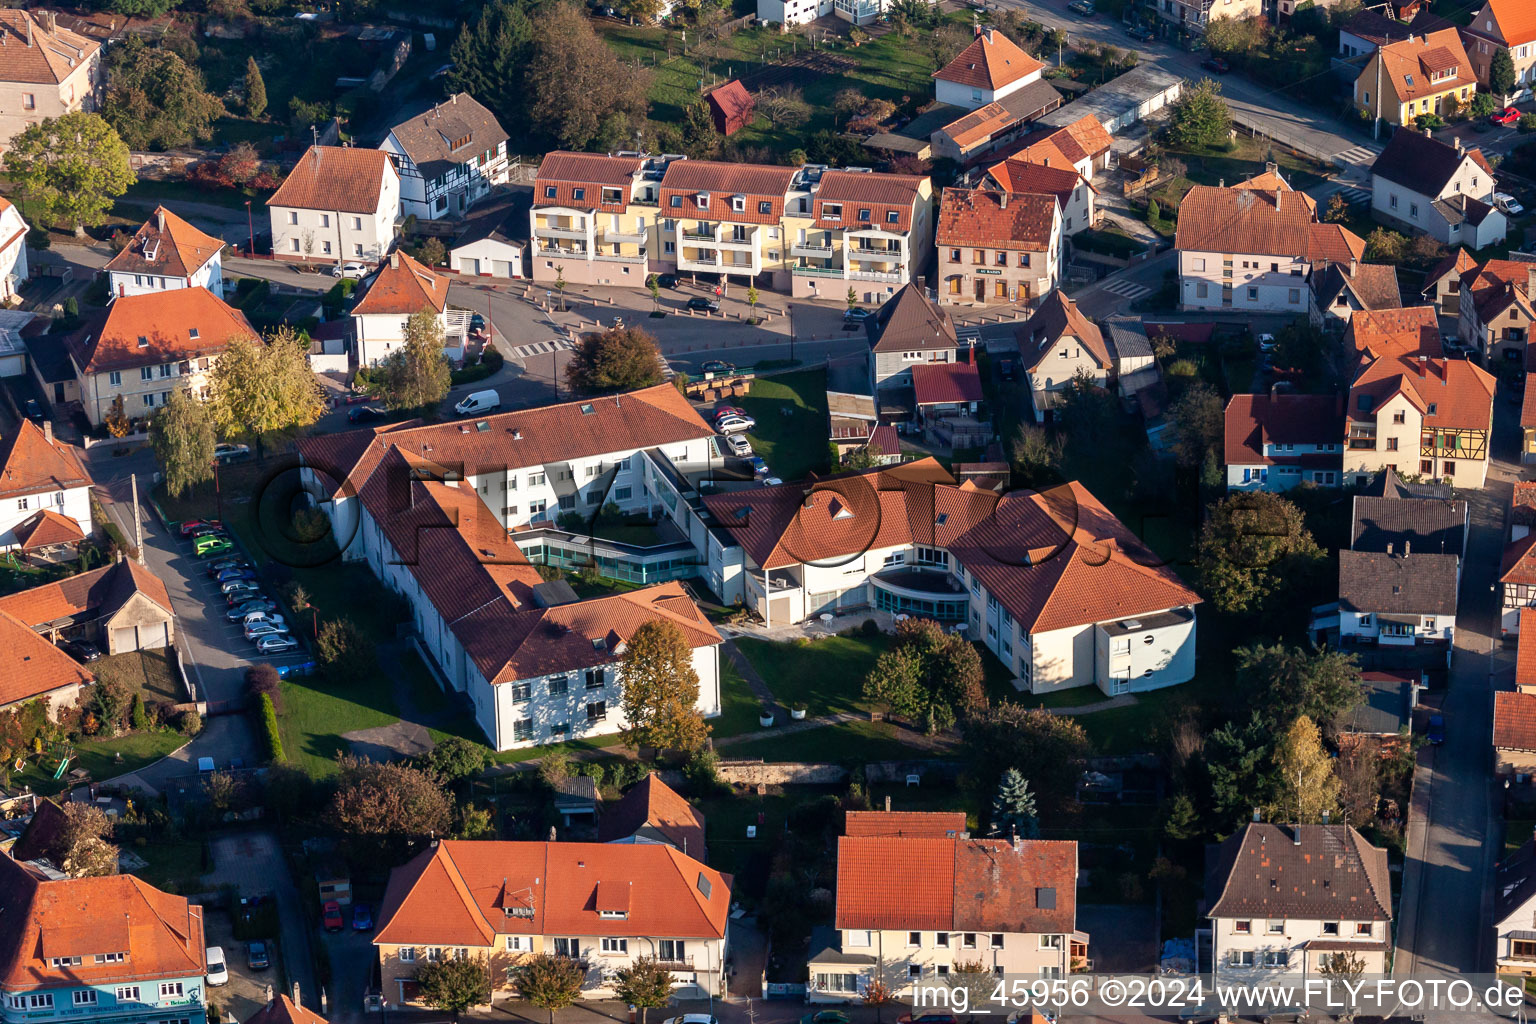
[717,759,848,785]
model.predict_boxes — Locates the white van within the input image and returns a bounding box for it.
[206,946,228,987]
[455,389,500,416]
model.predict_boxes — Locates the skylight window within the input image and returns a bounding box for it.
[137,336,149,348]
[936,513,949,526]
[476,421,490,432]
[188,328,199,340]
[734,506,752,520]
[580,403,595,414]
[697,872,712,899]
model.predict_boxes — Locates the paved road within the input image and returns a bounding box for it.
[205,833,320,1016]
[1392,384,1522,976]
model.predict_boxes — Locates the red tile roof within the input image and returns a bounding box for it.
[703,464,1201,633]
[0,851,205,989]
[0,11,101,86]
[868,424,900,457]
[811,170,926,233]
[934,29,1044,91]
[1503,533,1536,586]
[1464,259,1536,326]
[1233,167,1317,215]
[935,187,1057,250]
[1207,823,1391,921]
[1016,290,1109,371]
[104,208,224,282]
[1518,608,1536,690]
[351,250,449,316]
[660,160,797,226]
[1482,0,1536,46]
[1348,353,1495,432]
[913,361,984,406]
[705,80,755,136]
[844,811,967,838]
[245,996,329,1024]
[0,608,93,709]
[268,146,397,215]
[835,835,1076,933]
[1497,691,1536,750]
[374,840,731,947]
[0,559,173,632]
[0,420,91,500]
[1224,394,1345,465]
[1374,28,1475,103]
[1177,185,1363,264]
[68,288,257,374]
[1420,248,1476,300]
[1346,306,1443,365]
[12,510,85,551]
[984,159,1089,206]
[534,152,643,213]
[597,773,708,861]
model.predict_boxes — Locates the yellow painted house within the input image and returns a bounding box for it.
[1355,28,1477,127]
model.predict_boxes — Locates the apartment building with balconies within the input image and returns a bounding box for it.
[659,159,801,289]
[530,151,673,288]
[787,168,933,303]
[1150,0,1262,35]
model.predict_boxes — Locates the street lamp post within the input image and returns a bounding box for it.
[245,201,255,258]
[212,458,222,522]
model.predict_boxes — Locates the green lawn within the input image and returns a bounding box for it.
[16,730,188,795]
[714,658,763,738]
[488,733,627,765]
[1506,818,1536,858]
[742,368,831,481]
[278,671,399,778]
[734,634,891,716]
[722,716,955,763]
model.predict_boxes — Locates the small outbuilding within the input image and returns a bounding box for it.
[706,80,755,137]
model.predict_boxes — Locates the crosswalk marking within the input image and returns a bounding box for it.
[1332,186,1373,206]
[1099,279,1153,300]
[507,337,576,361]
[955,325,981,344]
[1335,144,1381,167]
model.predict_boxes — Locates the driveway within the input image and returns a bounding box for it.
[206,833,320,1015]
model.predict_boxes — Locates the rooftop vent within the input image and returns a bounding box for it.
[476,420,490,432]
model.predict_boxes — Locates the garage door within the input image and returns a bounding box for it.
[112,626,137,653]
[139,622,168,650]
[494,260,516,278]
[769,597,791,626]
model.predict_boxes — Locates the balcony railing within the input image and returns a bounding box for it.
[681,231,719,243]
[717,235,757,251]
[792,241,835,257]
[593,251,647,263]
[677,254,722,269]
[536,245,590,258]
[792,265,844,277]
[850,270,903,283]
[603,228,647,244]
[534,225,590,241]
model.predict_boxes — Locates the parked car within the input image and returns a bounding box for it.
[762,476,783,486]
[214,442,251,463]
[332,262,368,279]
[246,941,270,971]
[242,611,286,629]
[186,524,227,539]
[23,399,43,423]
[1066,0,1094,13]
[348,405,386,424]
[227,600,278,622]
[245,620,291,640]
[726,434,753,457]
[656,273,679,288]
[1492,106,1522,126]
[802,1013,851,1024]
[843,307,873,323]
[1201,56,1230,74]
[195,537,234,557]
[716,414,755,434]
[1496,192,1526,215]
[661,1016,718,1024]
[206,946,228,987]
[256,634,300,655]
[686,297,720,313]
[205,558,250,577]
[58,639,101,663]
[222,579,263,598]
[322,900,344,931]
[1428,714,1446,744]
[469,313,486,332]
[1257,332,1278,352]
[179,519,223,537]
[215,567,257,584]
[700,359,735,375]
[1124,22,1153,39]
[352,903,373,931]
[713,405,745,422]
[750,456,768,476]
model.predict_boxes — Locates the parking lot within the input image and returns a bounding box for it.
[203,905,282,1022]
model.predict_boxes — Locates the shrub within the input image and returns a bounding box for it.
[245,663,282,712]
[683,748,721,795]
[130,693,149,732]
[1521,112,1536,134]
[861,618,881,637]
[578,762,606,789]
[256,693,285,762]
[178,710,202,736]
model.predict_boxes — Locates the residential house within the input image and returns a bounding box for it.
[1369,127,1504,247]
[0,607,92,715]
[1519,607,1536,692]
[65,288,257,427]
[934,188,1061,308]
[705,81,755,137]
[1524,381,1536,464]
[1463,0,1536,101]
[984,159,1097,237]
[755,0,917,26]
[268,146,401,266]
[351,250,468,366]
[1338,542,1458,647]
[1460,258,1535,362]
[1176,183,1366,313]
[807,834,1081,1000]
[787,168,934,303]
[0,419,90,551]
[529,151,665,288]
[1350,486,1467,558]
[1341,670,1417,738]
[1495,831,1536,974]
[1346,306,1443,368]
[1029,65,1182,135]
[1223,394,1345,491]
[1495,689,1536,777]
[927,81,1064,165]
[660,159,799,291]
[245,996,329,1024]
[1343,351,1496,486]
[1339,7,1416,56]
[597,772,707,862]
[1102,316,1158,402]
[700,462,1202,694]
[0,557,176,655]
[1206,823,1392,978]
[1355,29,1477,127]
[449,191,528,279]
[374,840,730,1004]
[379,93,510,221]
[1420,247,1477,315]
[912,359,985,447]
[931,27,1045,112]
[0,197,28,304]
[1014,291,1110,422]
[1150,0,1263,36]
[844,810,967,837]
[0,855,208,1024]
[1503,488,1536,634]
[0,10,103,152]
[865,284,960,391]
[994,114,1114,182]
[1310,261,1403,327]
[103,208,224,299]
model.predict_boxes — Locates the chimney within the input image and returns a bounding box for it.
[1417,353,1427,376]
[1455,136,1464,155]
[1275,186,1283,208]
[43,420,52,444]
[1252,807,1261,823]
[1010,827,1021,852]
[1293,825,1302,846]
[1424,126,1433,137]
[999,192,1008,209]
[1404,540,1411,556]
[1387,542,1394,554]
[884,795,891,812]
[1218,178,1224,188]
[25,12,32,46]
[156,208,165,233]
[1322,810,1330,825]
[1265,161,1278,175]
[390,252,400,269]
[1526,267,1536,298]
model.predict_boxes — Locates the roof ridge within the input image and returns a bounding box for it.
[435,843,497,943]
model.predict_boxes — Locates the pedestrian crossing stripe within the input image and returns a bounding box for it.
[508,338,576,360]
[1100,279,1153,299]
[1335,145,1381,167]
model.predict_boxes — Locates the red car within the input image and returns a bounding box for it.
[322,900,344,932]
[179,519,223,537]
[1492,106,1521,126]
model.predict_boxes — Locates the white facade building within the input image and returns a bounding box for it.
[379,94,510,221]
[268,146,400,266]
[0,197,28,304]
[104,207,223,299]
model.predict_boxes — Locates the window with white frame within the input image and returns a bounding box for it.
[73,992,98,1006]
[601,938,628,953]
[399,948,416,962]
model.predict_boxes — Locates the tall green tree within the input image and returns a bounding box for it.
[208,328,324,456]
[244,56,268,119]
[1166,78,1233,150]
[447,0,537,131]
[565,325,663,394]
[376,308,452,412]
[619,619,710,753]
[1271,715,1340,824]
[1167,381,1224,469]
[148,387,216,498]
[1197,491,1326,617]
[1206,711,1278,829]
[516,954,584,1024]
[863,617,986,733]
[679,100,720,158]
[611,958,673,1024]
[416,956,491,1021]
[962,704,1091,815]
[991,768,1039,838]
[103,37,225,151]
[524,4,650,149]
[1234,643,1363,733]
[325,755,452,860]
[1491,49,1518,97]
[4,113,134,234]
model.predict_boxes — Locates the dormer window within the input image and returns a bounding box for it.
[695,193,710,210]
[137,336,149,348]
[601,187,622,204]
[759,200,772,214]
[599,910,628,920]
[731,195,746,213]
[1427,402,1437,415]
[858,208,871,222]
[887,211,900,223]
[449,134,472,150]
[823,203,842,221]
[545,186,557,199]
[572,187,586,202]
